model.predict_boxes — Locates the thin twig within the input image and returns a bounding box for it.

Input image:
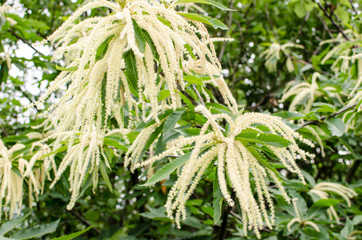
[218,206,230,240]
[290,55,334,77]
[316,11,335,41]
[297,103,357,130]
[315,1,350,41]
[8,29,46,57]
[229,210,242,221]
[192,84,205,105]
[294,11,310,42]
[346,159,361,183]
[218,0,234,61]
[69,210,101,234]
[348,0,358,15]
[176,83,198,106]
[264,3,278,40]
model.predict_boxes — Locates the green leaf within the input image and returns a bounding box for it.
[100,160,113,193]
[205,103,231,114]
[304,2,317,12]
[184,75,204,86]
[103,137,128,152]
[294,2,307,18]
[306,207,328,220]
[55,65,78,71]
[132,19,146,53]
[312,199,341,208]
[10,219,60,239]
[142,109,173,128]
[201,206,213,218]
[142,30,159,60]
[352,215,362,225]
[326,118,345,137]
[157,90,170,102]
[312,103,336,113]
[178,13,228,30]
[274,111,304,120]
[182,216,202,229]
[0,61,9,89]
[341,218,353,238]
[336,6,349,24]
[2,135,27,144]
[162,109,186,142]
[51,226,94,240]
[339,0,352,7]
[156,16,172,28]
[141,152,191,186]
[338,136,358,159]
[124,50,139,97]
[132,123,165,164]
[236,128,292,148]
[139,207,170,221]
[185,44,196,59]
[301,170,316,186]
[176,127,201,137]
[0,211,32,236]
[96,35,114,60]
[212,175,223,225]
[247,146,281,178]
[23,19,49,30]
[174,0,234,11]
[40,146,68,159]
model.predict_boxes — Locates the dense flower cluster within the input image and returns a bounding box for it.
[0,138,55,218]
[281,72,344,113]
[3,1,349,237]
[320,30,362,110]
[29,0,239,208]
[287,198,320,233]
[310,182,357,223]
[261,42,303,73]
[34,0,237,133]
[130,105,314,237]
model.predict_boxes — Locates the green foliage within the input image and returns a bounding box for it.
[0,0,361,239]
[0,212,59,239]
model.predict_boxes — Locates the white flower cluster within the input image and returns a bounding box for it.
[0,138,55,218]
[287,198,320,233]
[320,30,362,111]
[309,182,357,223]
[130,105,314,237]
[29,0,239,209]
[260,42,304,73]
[49,131,107,210]
[281,72,344,113]
[35,0,237,133]
[281,72,321,113]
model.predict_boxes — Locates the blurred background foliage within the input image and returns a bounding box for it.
[0,0,361,239]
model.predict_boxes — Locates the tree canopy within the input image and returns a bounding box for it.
[0,0,361,239]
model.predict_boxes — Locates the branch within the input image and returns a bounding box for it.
[192,84,205,106]
[218,206,230,240]
[294,11,310,42]
[69,210,101,234]
[229,210,242,221]
[290,55,334,77]
[315,10,335,41]
[176,82,198,106]
[348,0,358,15]
[8,29,46,57]
[218,0,234,61]
[297,103,357,130]
[346,158,361,183]
[315,1,350,41]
